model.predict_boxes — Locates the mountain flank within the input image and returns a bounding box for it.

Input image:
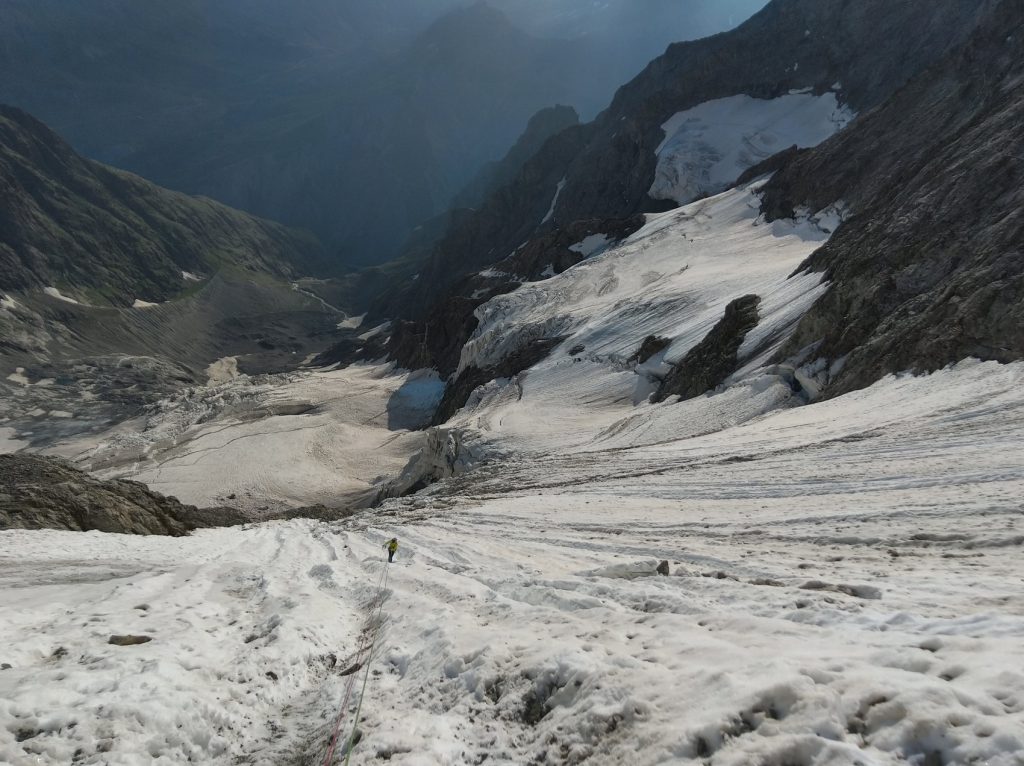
[355,0,1004,425]
[0,105,328,307]
[761,0,1024,395]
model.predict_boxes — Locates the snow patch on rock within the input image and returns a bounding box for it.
[541,176,567,224]
[569,233,612,258]
[42,287,82,305]
[650,93,855,204]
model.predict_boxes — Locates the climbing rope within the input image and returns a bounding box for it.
[343,563,390,765]
[322,554,391,765]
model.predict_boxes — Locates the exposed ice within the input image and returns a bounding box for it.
[456,183,829,390]
[568,233,613,258]
[650,93,855,204]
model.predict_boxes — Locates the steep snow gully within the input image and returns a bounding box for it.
[2,185,1023,765]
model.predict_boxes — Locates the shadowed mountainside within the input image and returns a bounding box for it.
[0,105,328,307]
[364,0,999,400]
[760,0,1024,395]
[0,1,767,265]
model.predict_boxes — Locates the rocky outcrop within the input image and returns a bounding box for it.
[431,336,566,426]
[374,123,592,322]
[0,105,329,306]
[373,428,476,503]
[0,454,249,535]
[630,335,672,365]
[379,215,643,378]
[0,453,352,533]
[761,0,1024,395]
[655,295,761,402]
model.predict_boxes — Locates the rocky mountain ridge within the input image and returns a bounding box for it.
[0,1,758,266]
[0,105,327,306]
[367,0,1004,419]
[0,106,348,447]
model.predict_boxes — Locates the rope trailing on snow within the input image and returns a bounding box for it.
[322,557,391,766]
[343,563,390,766]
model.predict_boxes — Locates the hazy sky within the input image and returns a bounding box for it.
[494,0,771,39]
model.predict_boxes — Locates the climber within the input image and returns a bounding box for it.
[384,537,399,563]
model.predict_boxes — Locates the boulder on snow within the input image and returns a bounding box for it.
[656,560,671,576]
[108,635,153,646]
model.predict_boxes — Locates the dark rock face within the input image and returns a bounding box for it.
[375,124,593,322]
[454,105,581,210]
[552,0,998,227]
[630,335,672,365]
[0,454,249,535]
[655,296,761,402]
[762,0,1024,395]
[0,105,328,306]
[431,337,566,426]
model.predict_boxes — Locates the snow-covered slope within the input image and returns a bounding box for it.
[2,161,1022,765]
[449,182,835,453]
[42,364,443,515]
[2,359,1022,765]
